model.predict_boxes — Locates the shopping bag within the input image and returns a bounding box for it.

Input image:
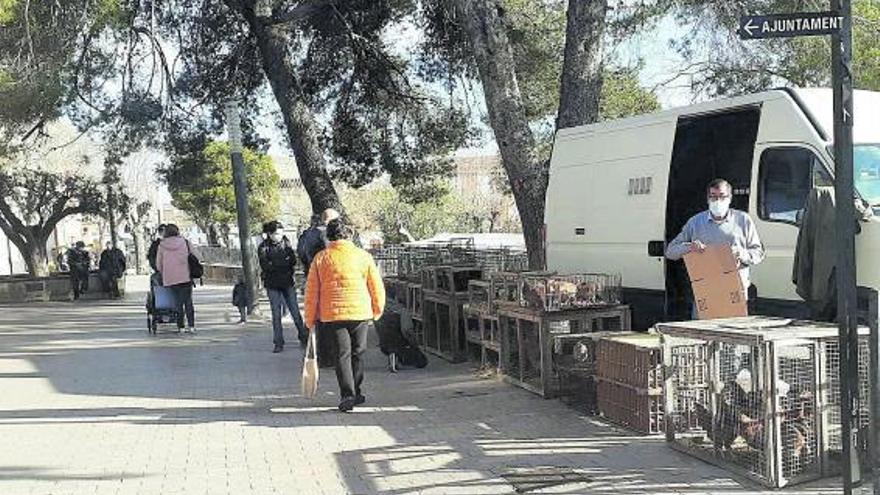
[301,331,319,398]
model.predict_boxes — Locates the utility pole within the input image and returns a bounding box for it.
[831,0,861,493]
[225,101,258,314]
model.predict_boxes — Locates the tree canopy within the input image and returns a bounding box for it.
[159,141,280,244]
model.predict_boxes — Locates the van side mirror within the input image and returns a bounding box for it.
[648,240,665,257]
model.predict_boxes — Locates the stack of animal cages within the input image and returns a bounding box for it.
[373,245,405,278]
[552,333,610,414]
[519,273,622,312]
[657,317,870,488]
[595,333,664,434]
[498,303,632,398]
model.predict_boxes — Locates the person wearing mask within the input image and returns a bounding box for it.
[259,221,308,352]
[665,178,765,316]
[304,219,385,412]
[98,241,127,298]
[67,241,91,300]
[156,224,197,333]
[147,224,167,273]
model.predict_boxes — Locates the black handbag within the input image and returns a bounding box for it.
[186,241,204,279]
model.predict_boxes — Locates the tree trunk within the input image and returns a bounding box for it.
[454,0,547,269]
[17,234,50,277]
[132,224,144,274]
[234,1,344,217]
[556,0,607,129]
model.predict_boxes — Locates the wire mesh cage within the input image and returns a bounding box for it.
[817,335,871,466]
[490,272,525,309]
[519,273,622,312]
[468,280,491,312]
[553,333,608,414]
[372,245,405,277]
[657,317,864,488]
[436,266,483,294]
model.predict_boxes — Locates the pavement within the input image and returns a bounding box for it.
[0,276,851,494]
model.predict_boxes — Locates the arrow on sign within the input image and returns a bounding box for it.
[742,18,758,37]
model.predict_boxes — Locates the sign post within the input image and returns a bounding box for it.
[741,2,862,493]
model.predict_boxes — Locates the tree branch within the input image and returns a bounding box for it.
[265,1,332,26]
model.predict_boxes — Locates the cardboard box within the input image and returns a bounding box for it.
[684,245,747,319]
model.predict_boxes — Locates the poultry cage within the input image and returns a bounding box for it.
[498,305,632,398]
[657,317,870,488]
[552,333,610,414]
[464,303,501,370]
[519,273,622,312]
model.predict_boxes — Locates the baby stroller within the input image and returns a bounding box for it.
[146,273,180,334]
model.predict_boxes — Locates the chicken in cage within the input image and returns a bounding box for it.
[519,273,621,312]
[657,318,855,488]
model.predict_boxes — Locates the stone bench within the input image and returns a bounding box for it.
[0,272,125,304]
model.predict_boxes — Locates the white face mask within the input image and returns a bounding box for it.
[271,232,284,243]
[708,197,731,218]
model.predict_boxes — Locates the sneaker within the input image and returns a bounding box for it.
[187,327,197,334]
[273,345,283,353]
[338,398,356,413]
[354,394,366,406]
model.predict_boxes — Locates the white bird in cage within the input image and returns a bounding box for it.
[735,368,753,392]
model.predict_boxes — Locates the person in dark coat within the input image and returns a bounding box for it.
[232,278,249,324]
[98,242,127,298]
[147,224,167,272]
[259,220,307,353]
[67,241,91,300]
[297,214,325,279]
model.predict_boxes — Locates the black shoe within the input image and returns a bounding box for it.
[354,394,366,406]
[338,398,356,413]
[273,345,283,353]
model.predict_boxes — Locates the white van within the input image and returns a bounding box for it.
[545,88,880,329]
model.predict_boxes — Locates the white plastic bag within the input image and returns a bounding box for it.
[301,331,319,398]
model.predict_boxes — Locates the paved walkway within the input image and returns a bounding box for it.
[0,277,848,494]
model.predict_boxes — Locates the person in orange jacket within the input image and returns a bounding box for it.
[304,219,385,412]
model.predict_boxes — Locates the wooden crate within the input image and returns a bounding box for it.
[595,333,662,392]
[407,283,423,320]
[498,305,632,398]
[597,378,664,434]
[422,291,467,363]
[463,303,502,371]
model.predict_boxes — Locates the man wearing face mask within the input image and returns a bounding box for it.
[259,220,308,353]
[666,178,765,308]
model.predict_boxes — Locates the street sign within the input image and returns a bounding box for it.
[739,11,843,39]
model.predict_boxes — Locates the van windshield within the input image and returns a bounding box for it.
[856,144,880,205]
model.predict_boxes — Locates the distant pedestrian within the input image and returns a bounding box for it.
[156,224,197,333]
[296,214,324,279]
[232,278,249,325]
[304,219,386,412]
[259,221,307,353]
[98,241,127,298]
[147,224,167,273]
[67,241,91,300]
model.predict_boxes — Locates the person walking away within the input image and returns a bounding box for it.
[98,242,127,298]
[297,214,324,280]
[232,278,249,325]
[147,224,167,273]
[259,221,308,352]
[67,241,91,300]
[304,219,385,412]
[665,178,765,318]
[156,224,197,333]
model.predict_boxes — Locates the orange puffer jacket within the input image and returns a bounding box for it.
[304,240,385,329]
